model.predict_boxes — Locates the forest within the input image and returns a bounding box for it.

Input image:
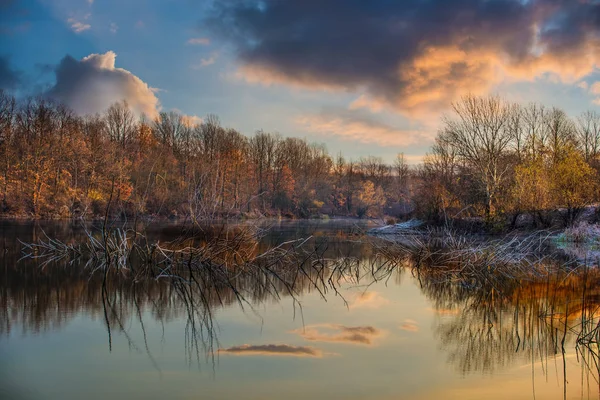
[0,89,598,229]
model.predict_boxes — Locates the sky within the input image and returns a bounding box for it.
[2,0,600,163]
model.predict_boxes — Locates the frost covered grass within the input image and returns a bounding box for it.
[556,222,600,244]
[368,227,569,292]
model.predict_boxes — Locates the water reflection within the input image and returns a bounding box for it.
[1,221,600,399]
[1,221,382,355]
[423,268,600,375]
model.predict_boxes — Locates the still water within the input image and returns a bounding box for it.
[0,220,598,400]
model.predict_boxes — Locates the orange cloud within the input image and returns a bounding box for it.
[234,64,348,92]
[296,114,431,147]
[507,38,600,84]
[394,45,502,117]
[218,344,324,358]
[352,43,600,119]
[292,324,384,346]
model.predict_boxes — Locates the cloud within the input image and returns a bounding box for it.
[218,344,324,358]
[187,37,210,45]
[349,291,390,310]
[206,0,600,115]
[399,319,419,332]
[192,53,218,69]
[235,63,346,92]
[171,108,203,127]
[109,22,118,34]
[67,18,90,33]
[579,81,600,104]
[182,114,203,127]
[46,51,160,118]
[578,81,590,91]
[0,56,21,90]
[67,13,91,33]
[292,324,384,346]
[297,111,431,147]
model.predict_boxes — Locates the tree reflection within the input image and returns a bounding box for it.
[1,222,394,370]
[418,264,600,398]
[367,231,600,397]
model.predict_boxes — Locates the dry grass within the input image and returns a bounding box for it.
[367,228,567,293]
[559,221,600,244]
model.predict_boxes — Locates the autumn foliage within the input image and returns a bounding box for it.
[3,89,599,227]
[416,95,600,227]
[0,91,406,219]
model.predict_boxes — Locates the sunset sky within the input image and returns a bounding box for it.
[2,0,600,162]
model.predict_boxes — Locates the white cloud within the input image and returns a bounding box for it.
[46,51,161,119]
[109,22,118,34]
[67,16,91,33]
[182,115,203,127]
[171,108,203,127]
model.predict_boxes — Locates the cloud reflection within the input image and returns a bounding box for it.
[218,344,324,358]
[350,291,390,309]
[292,324,384,346]
[400,319,419,332]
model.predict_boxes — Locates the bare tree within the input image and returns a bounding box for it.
[443,95,515,219]
[105,100,136,149]
[153,110,185,149]
[543,107,577,165]
[521,103,546,158]
[249,130,279,211]
[576,110,600,162]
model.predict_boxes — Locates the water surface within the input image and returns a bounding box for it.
[1,220,598,400]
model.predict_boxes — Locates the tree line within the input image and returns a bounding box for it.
[1,89,599,227]
[418,95,600,228]
[0,90,408,220]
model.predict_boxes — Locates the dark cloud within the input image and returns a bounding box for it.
[0,56,21,90]
[34,63,54,75]
[46,51,160,118]
[206,0,600,114]
[218,344,323,357]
